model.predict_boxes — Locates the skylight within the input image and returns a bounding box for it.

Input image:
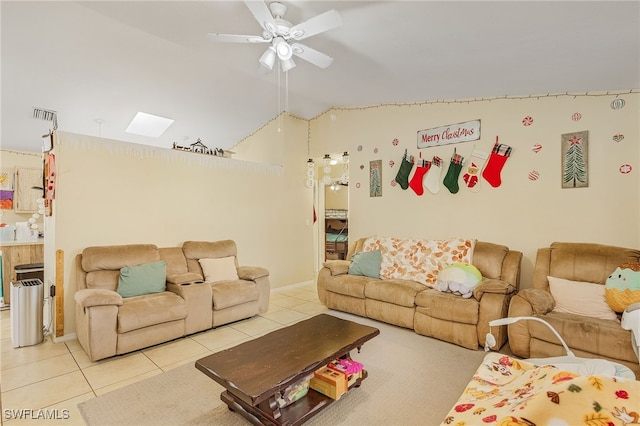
[125,112,174,138]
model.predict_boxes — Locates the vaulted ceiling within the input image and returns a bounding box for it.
[2,1,638,153]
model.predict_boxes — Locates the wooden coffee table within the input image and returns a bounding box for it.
[195,314,380,425]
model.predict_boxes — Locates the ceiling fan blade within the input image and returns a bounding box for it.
[291,43,334,68]
[289,9,342,40]
[207,33,268,43]
[243,1,278,35]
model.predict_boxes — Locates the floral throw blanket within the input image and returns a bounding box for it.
[441,353,640,426]
[362,237,475,287]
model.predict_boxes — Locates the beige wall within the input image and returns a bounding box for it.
[20,90,640,339]
[309,92,640,289]
[50,114,314,337]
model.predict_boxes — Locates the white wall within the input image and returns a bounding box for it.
[309,92,640,288]
[50,114,315,336]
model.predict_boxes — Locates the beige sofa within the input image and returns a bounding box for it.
[508,242,640,377]
[317,237,522,350]
[74,240,269,361]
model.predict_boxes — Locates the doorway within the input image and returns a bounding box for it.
[313,152,349,272]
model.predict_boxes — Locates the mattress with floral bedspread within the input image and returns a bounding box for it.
[441,352,639,426]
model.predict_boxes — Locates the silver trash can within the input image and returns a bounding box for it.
[10,278,44,347]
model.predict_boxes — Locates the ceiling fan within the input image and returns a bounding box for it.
[207,1,343,72]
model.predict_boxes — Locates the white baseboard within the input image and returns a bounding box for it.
[271,280,315,293]
[51,332,77,343]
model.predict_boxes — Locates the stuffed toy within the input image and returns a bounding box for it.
[435,263,482,298]
[605,262,640,313]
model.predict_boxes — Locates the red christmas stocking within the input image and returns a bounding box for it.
[482,138,512,188]
[409,160,431,196]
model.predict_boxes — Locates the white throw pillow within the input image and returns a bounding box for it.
[547,276,618,321]
[199,257,238,283]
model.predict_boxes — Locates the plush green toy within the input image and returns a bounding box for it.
[435,263,482,298]
[605,262,640,313]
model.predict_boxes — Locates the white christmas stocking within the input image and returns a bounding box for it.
[424,156,443,194]
[462,149,489,193]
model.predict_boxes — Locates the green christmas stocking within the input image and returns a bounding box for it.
[443,151,465,194]
[395,150,414,190]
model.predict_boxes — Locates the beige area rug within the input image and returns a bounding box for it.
[78,313,489,425]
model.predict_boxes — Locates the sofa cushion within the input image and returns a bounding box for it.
[415,289,479,324]
[323,274,370,298]
[83,244,161,291]
[364,279,424,307]
[535,312,636,362]
[117,261,167,298]
[159,247,189,276]
[82,244,160,272]
[85,270,121,291]
[199,257,239,282]
[363,237,475,287]
[547,276,618,321]
[472,242,509,280]
[117,292,187,333]
[211,280,259,310]
[348,250,382,278]
[183,240,238,276]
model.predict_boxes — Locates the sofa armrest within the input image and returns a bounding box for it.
[237,265,269,281]
[74,288,123,308]
[473,279,516,300]
[507,288,556,358]
[167,282,213,334]
[322,260,350,276]
[514,288,555,315]
[167,272,203,285]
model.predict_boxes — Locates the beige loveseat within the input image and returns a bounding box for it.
[317,237,522,350]
[507,242,640,377]
[74,240,269,361]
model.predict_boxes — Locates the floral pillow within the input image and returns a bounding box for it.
[362,237,475,286]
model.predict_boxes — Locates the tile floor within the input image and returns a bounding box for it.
[0,283,328,425]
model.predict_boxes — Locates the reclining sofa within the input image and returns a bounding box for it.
[74,240,269,361]
[507,242,640,377]
[317,237,522,350]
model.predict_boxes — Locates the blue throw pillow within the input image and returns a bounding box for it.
[348,250,382,279]
[117,261,167,298]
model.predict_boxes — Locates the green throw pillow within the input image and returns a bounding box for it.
[348,250,382,278]
[117,261,167,298]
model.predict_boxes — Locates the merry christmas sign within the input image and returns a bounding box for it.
[417,119,481,148]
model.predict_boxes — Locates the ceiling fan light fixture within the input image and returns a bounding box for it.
[280,57,296,72]
[273,37,293,60]
[259,46,276,70]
